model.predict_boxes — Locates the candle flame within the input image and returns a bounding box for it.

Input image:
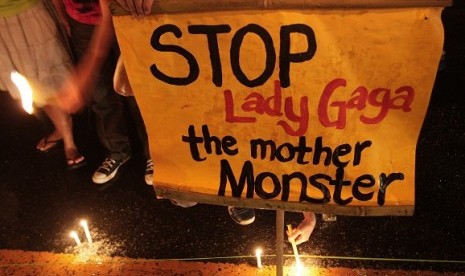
[10,71,33,114]
[295,261,305,275]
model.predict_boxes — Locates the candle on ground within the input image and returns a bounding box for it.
[255,247,263,268]
[80,220,93,244]
[70,231,81,246]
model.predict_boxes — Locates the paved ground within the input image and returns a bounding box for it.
[1,4,465,275]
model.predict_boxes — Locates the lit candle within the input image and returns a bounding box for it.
[10,71,33,114]
[287,224,301,266]
[70,231,81,246]
[255,247,263,268]
[80,220,93,244]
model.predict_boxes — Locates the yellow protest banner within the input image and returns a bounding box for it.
[112,4,445,216]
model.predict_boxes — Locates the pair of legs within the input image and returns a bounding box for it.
[0,0,83,168]
[89,86,132,184]
[114,57,153,185]
[37,105,84,166]
[67,17,131,184]
[125,96,153,185]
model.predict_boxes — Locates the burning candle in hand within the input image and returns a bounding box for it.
[10,71,59,113]
[80,220,93,244]
[287,224,302,266]
[10,71,33,114]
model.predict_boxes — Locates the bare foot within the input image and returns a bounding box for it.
[65,148,86,169]
[36,134,63,153]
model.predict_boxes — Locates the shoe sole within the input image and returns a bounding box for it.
[234,216,255,226]
[228,207,256,225]
[170,200,198,208]
[67,159,87,171]
[145,177,153,185]
[92,169,118,184]
[92,156,130,184]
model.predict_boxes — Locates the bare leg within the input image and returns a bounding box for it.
[40,105,84,165]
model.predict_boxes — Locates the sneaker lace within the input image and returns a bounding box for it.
[146,159,154,172]
[99,158,116,172]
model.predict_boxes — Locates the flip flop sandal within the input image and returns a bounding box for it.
[36,136,63,154]
[67,154,86,170]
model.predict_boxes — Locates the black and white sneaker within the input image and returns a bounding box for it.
[92,156,131,184]
[145,159,154,185]
[228,206,256,225]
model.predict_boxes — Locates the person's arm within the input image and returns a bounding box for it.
[58,0,116,112]
[287,212,316,245]
[115,0,154,16]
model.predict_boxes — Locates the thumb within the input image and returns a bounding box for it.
[287,229,299,242]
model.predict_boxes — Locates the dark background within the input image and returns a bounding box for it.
[1,3,465,273]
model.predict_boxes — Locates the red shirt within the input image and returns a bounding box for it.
[63,0,101,25]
